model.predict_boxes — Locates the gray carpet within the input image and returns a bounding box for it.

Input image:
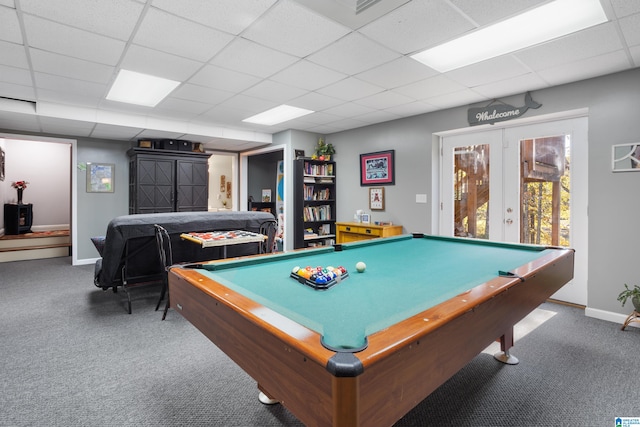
[1,256,638,426]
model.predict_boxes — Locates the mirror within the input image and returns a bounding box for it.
[612,143,640,172]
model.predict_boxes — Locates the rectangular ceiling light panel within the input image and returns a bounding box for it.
[243,105,314,125]
[411,0,608,72]
[106,70,180,107]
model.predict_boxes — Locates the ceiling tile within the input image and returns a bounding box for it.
[0,64,31,86]
[316,77,384,101]
[356,57,437,89]
[242,80,307,104]
[0,40,29,68]
[515,23,624,71]
[20,0,143,40]
[445,55,531,87]
[30,49,115,85]
[630,45,640,64]
[359,0,473,54]
[450,0,546,26]
[536,51,632,86]
[288,111,341,125]
[36,89,103,109]
[215,94,277,116]
[39,116,95,137]
[242,0,350,57]
[472,73,548,99]
[395,75,467,100]
[424,89,486,109]
[22,15,125,66]
[0,6,23,44]
[307,32,401,75]
[322,101,375,118]
[136,129,185,140]
[269,60,347,91]
[0,111,40,132]
[209,38,299,79]
[187,64,261,93]
[0,81,35,100]
[90,123,143,140]
[610,0,640,18]
[354,90,414,110]
[34,72,107,98]
[170,83,234,106]
[384,100,437,116]
[154,98,212,119]
[150,0,276,35]
[134,7,234,62]
[120,45,204,81]
[353,109,401,125]
[322,117,368,131]
[288,92,345,111]
[619,12,640,46]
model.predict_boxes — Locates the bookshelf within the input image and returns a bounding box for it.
[294,158,336,249]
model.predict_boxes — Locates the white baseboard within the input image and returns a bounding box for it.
[585,306,640,328]
[31,224,70,231]
[74,257,99,266]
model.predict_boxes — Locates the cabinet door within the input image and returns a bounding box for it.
[137,157,174,213]
[176,159,208,211]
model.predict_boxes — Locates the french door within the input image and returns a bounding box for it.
[440,117,588,305]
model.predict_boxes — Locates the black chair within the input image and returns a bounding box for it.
[154,224,172,320]
[259,219,278,254]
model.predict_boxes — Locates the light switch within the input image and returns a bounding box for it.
[415,194,427,204]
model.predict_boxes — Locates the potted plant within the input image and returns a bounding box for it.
[617,284,640,312]
[313,138,335,161]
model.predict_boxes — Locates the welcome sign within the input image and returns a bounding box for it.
[468,92,542,126]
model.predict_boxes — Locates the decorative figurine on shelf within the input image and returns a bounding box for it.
[11,180,29,204]
[312,138,335,161]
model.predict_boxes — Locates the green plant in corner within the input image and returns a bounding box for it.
[314,138,335,160]
[617,283,640,311]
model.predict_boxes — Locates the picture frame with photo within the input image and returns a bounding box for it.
[360,150,395,186]
[86,162,114,193]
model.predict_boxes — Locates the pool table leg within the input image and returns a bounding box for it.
[493,327,519,365]
[257,386,278,405]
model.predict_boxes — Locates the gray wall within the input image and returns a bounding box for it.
[76,139,130,260]
[328,67,640,316]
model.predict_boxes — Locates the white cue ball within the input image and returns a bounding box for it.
[356,261,366,273]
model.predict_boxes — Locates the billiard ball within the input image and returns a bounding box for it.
[292,266,300,274]
[356,261,366,273]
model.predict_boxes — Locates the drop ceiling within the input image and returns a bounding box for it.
[0,0,638,151]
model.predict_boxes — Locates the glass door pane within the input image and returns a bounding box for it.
[454,144,490,239]
[519,135,571,246]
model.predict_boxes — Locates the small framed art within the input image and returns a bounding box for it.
[369,187,384,210]
[86,163,114,193]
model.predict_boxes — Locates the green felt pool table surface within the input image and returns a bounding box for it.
[196,234,554,349]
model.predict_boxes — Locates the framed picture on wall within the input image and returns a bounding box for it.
[369,187,384,210]
[86,162,114,193]
[360,150,395,186]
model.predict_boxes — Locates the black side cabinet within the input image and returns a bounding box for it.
[4,203,33,234]
[128,148,210,214]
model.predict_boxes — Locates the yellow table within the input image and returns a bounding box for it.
[335,222,403,244]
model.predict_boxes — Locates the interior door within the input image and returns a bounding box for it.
[440,117,587,305]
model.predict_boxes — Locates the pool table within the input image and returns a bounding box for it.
[168,234,574,427]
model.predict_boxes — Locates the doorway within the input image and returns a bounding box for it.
[439,117,588,305]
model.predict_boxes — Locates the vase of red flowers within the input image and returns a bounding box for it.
[11,180,28,204]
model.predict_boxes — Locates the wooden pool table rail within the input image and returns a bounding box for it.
[169,246,574,427]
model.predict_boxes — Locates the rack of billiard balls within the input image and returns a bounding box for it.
[290,265,349,290]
